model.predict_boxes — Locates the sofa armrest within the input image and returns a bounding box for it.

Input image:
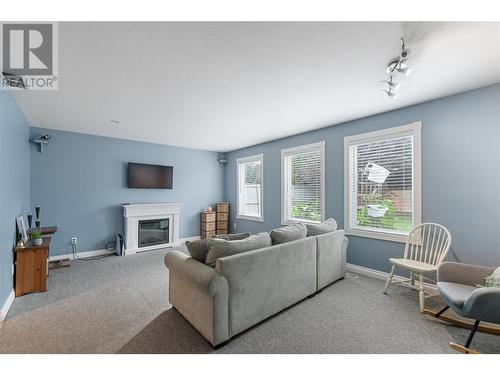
[165,250,227,296]
[165,250,229,346]
[342,236,349,277]
[437,261,495,286]
[316,230,346,290]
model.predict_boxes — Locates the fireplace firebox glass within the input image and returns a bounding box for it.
[138,218,169,248]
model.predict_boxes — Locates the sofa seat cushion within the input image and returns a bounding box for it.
[270,223,307,245]
[205,232,271,267]
[306,218,338,237]
[438,281,477,309]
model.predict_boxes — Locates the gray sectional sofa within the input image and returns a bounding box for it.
[165,228,348,347]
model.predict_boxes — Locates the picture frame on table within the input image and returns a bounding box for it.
[16,215,28,244]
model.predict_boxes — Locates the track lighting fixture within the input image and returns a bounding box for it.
[381,37,411,98]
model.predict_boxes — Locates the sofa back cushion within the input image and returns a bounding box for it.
[306,218,338,237]
[270,223,307,245]
[205,232,271,267]
[186,232,252,263]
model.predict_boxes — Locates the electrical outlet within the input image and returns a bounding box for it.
[71,237,78,245]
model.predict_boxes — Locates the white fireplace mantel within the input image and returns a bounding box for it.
[123,203,182,255]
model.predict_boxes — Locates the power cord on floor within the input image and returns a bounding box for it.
[72,241,114,261]
[104,241,117,252]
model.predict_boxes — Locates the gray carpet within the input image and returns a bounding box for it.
[0,247,498,353]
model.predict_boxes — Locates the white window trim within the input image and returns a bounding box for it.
[281,141,326,226]
[343,122,421,243]
[236,153,264,222]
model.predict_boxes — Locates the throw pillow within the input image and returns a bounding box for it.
[306,218,338,237]
[185,239,209,262]
[485,266,500,288]
[185,233,251,263]
[205,232,271,267]
[214,232,251,241]
[270,223,307,245]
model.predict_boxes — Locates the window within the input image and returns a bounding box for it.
[344,122,421,242]
[281,141,325,225]
[237,154,264,221]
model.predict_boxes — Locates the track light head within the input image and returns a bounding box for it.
[381,37,411,97]
[381,77,399,90]
[386,59,397,73]
[396,63,412,76]
[382,89,397,98]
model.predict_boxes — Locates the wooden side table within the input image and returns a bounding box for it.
[14,237,51,297]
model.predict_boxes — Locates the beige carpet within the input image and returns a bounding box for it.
[1,248,173,353]
[0,247,499,354]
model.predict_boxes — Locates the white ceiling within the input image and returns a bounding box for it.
[13,22,500,152]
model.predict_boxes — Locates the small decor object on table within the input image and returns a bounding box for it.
[16,215,28,244]
[207,206,213,213]
[31,230,43,246]
[35,206,41,228]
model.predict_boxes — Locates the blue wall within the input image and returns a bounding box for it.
[0,92,30,309]
[30,128,224,256]
[224,84,500,272]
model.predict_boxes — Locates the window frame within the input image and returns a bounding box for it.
[281,141,326,226]
[343,122,422,243]
[236,153,264,222]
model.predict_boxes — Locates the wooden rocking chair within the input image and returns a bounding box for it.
[383,223,452,312]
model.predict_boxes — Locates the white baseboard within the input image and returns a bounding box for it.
[346,263,437,292]
[49,237,199,261]
[49,249,110,261]
[0,289,15,322]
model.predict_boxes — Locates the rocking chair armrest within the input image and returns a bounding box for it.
[462,287,500,324]
[437,262,495,286]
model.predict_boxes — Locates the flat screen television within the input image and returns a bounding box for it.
[127,163,173,189]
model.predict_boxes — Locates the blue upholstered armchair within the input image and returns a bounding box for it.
[435,262,500,353]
